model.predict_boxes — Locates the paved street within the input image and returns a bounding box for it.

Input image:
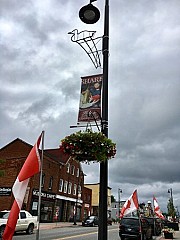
[13,224,119,240]
[37,222,180,240]
[11,222,180,240]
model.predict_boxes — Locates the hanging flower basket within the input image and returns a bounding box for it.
[162,228,174,239]
[59,129,116,163]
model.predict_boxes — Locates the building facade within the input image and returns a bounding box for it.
[84,183,112,217]
[111,200,126,220]
[0,138,92,223]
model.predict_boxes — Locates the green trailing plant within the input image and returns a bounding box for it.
[60,129,116,163]
[162,227,174,234]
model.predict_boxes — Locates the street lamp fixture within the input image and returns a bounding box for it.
[79,2,100,24]
[168,188,173,199]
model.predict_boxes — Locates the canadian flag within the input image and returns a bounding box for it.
[3,134,42,240]
[153,196,165,219]
[120,190,139,218]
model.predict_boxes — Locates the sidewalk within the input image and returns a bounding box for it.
[39,222,82,230]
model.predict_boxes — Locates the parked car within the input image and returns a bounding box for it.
[143,217,162,236]
[0,210,37,238]
[119,217,152,240]
[82,215,113,227]
[82,215,99,226]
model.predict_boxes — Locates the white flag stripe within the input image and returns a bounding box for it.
[120,190,138,218]
[153,197,165,219]
[124,201,137,216]
[12,178,29,209]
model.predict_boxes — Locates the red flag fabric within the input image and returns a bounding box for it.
[3,134,42,240]
[120,190,139,218]
[153,196,165,219]
[18,135,41,181]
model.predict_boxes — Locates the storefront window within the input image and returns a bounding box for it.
[40,201,53,222]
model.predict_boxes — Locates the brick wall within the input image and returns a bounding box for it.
[0,138,89,221]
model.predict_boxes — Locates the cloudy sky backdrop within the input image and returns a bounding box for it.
[1,0,180,212]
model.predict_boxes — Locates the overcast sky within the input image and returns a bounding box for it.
[1,0,180,213]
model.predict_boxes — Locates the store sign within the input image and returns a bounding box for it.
[0,187,12,196]
[32,189,56,200]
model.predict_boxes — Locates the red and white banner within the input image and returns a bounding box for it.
[120,190,139,218]
[153,196,165,219]
[78,74,103,123]
[3,134,42,240]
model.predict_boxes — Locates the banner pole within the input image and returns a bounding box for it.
[36,130,45,240]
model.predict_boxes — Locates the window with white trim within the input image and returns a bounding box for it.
[67,163,70,173]
[59,179,63,192]
[64,181,68,193]
[73,184,77,195]
[68,182,72,194]
[71,165,75,175]
[48,176,53,190]
[76,168,79,177]
[41,173,45,187]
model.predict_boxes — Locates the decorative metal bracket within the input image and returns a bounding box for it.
[68,29,102,69]
[70,110,101,132]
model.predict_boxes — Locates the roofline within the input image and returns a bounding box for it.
[84,183,112,189]
[0,138,33,151]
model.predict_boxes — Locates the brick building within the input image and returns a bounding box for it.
[0,138,92,223]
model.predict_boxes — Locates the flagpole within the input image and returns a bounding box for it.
[152,197,156,236]
[36,131,45,240]
[153,197,155,234]
[136,191,142,240]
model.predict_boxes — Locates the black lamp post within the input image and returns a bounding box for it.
[118,189,122,217]
[79,1,109,239]
[175,206,179,218]
[168,188,173,200]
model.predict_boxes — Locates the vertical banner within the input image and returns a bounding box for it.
[78,74,103,123]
